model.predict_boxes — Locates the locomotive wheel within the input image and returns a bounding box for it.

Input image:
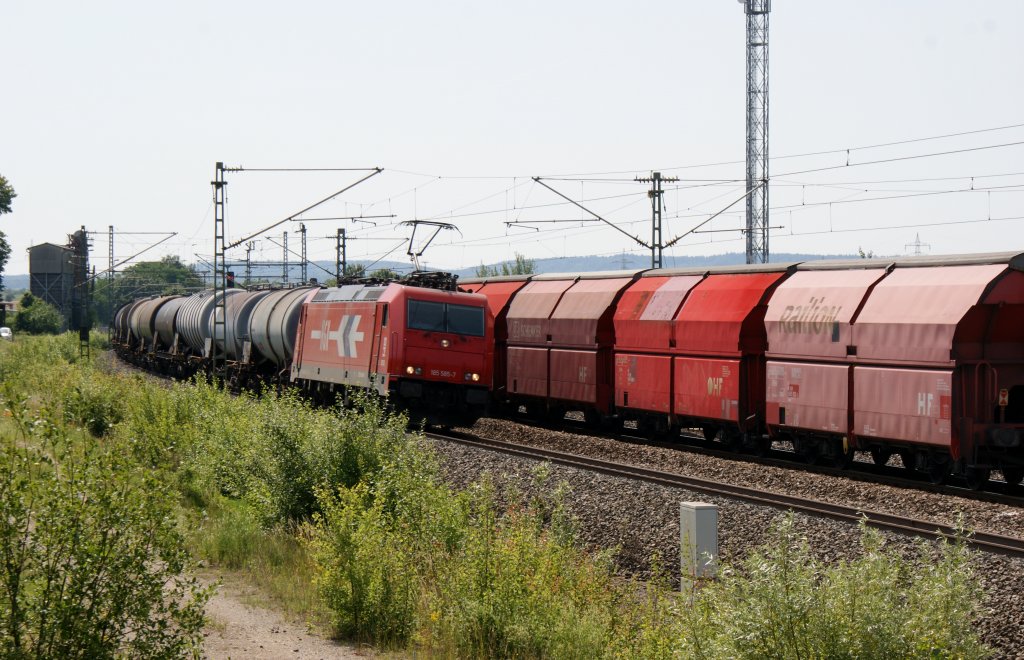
[870,448,892,467]
[964,467,991,491]
[1002,468,1024,486]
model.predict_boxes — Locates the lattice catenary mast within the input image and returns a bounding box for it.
[742,0,770,264]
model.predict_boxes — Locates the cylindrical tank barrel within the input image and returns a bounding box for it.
[249,287,318,365]
[124,298,154,344]
[131,296,180,344]
[177,289,244,354]
[215,290,272,359]
[154,296,188,349]
[113,302,134,343]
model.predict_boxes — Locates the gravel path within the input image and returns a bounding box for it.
[200,572,369,660]
[434,418,1024,657]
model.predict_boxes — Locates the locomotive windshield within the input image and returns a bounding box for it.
[407,300,484,337]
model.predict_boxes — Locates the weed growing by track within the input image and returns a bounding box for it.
[0,334,993,658]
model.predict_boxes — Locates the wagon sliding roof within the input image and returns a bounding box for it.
[674,264,794,356]
[852,252,1024,365]
[505,270,642,347]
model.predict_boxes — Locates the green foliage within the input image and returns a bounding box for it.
[12,292,63,334]
[0,174,15,215]
[686,514,988,659]
[0,230,10,299]
[62,372,131,437]
[369,268,400,280]
[94,255,204,324]
[475,252,536,278]
[0,390,209,658]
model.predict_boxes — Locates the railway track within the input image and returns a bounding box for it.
[528,414,1024,507]
[426,429,1024,558]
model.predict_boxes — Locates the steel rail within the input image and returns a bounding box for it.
[426,430,1024,558]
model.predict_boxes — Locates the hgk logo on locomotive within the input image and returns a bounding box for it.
[777,297,842,337]
[311,315,365,357]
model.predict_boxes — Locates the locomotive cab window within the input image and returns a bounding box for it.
[408,300,445,332]
[407,300,484,337]
[380,303,389,327]
[447,303,484,337]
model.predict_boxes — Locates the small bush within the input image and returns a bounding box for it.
[62,373,129,436]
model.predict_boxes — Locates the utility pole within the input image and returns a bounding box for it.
[107,225,114,328]
[335,228,347,285]
[282,231,289,284]
[212,162,227,375]
[69,226,91,359]
[634,171,679,269]
[245,241,255,285]
[742,0,770,264]
[300,223,308,284]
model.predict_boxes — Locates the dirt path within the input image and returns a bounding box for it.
[200,572,371,659]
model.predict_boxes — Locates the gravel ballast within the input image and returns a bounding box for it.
[431,418,1024,656]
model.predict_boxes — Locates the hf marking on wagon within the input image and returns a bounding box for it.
[311,315,364,357]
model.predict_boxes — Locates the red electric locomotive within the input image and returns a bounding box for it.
[290,281,493,425]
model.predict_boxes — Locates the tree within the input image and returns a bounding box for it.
[94,255,204,323]
[0,174,15,215]
[475,252,536,277]
[369,268,400,280]
[13,292,63,334]
[0,174,14,310]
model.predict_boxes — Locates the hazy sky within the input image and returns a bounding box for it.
[2,1,1023,276]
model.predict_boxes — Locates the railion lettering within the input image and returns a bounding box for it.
[777,296,842,335]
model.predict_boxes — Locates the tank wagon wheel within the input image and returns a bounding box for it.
[1001,468,1024,486]
[964,467,991,491]
[870,448,892,467]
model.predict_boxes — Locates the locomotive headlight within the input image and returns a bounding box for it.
[465,372,480,382]
[441,339,451,348]
[471,373,480,382]
[406,365,415,375]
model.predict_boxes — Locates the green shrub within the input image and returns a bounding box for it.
[310,483,421,645]
[12,292,63,334]
[0,393,209,658]
[687,514,989,659]
[62,372,130,437]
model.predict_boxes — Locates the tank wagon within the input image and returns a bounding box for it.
[112,277,494,425]
[462,250,1024,489]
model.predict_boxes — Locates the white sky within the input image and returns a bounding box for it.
[2,0,1023,276]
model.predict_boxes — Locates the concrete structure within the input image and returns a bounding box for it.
[680,501,719,591]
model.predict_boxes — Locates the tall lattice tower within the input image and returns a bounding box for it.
[743,0,770,264]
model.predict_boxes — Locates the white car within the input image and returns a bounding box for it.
[0,327,12,341]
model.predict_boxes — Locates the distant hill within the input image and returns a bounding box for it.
[454,252,860,277]
[2,252,862,292]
